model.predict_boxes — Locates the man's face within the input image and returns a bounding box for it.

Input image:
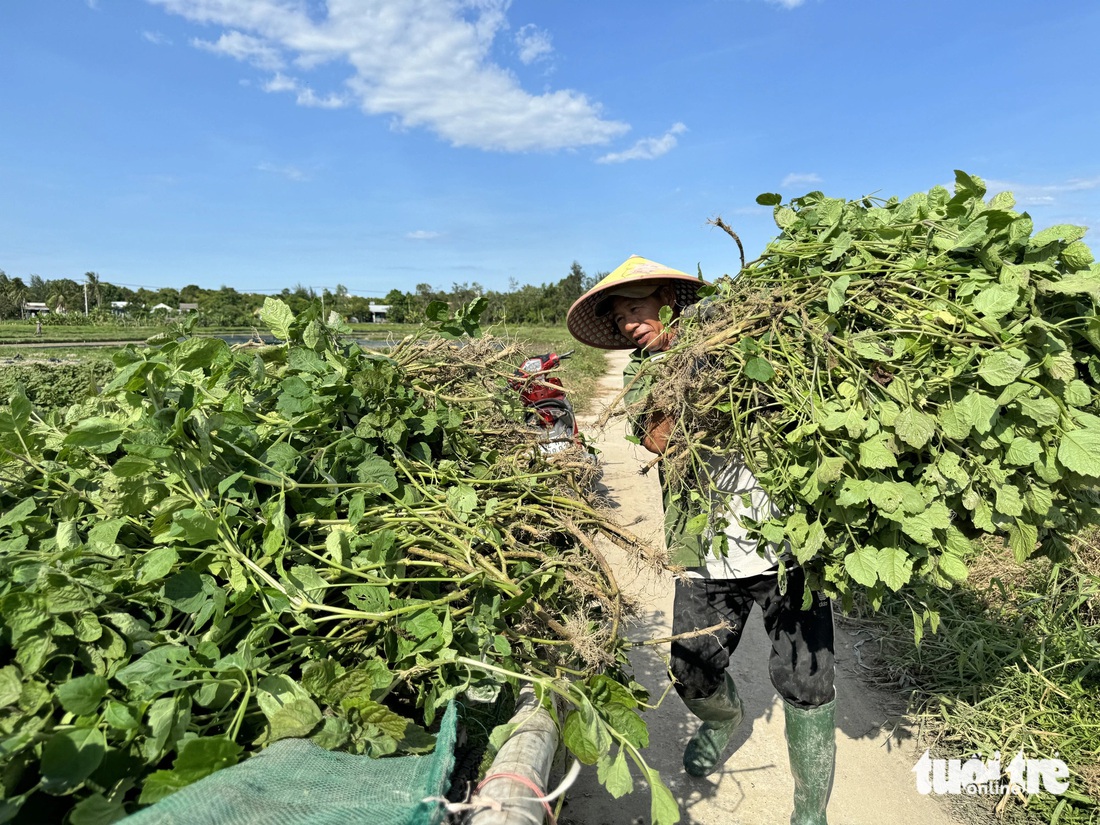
[608,287,675,352]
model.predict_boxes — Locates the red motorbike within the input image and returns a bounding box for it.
[509,350,580,455]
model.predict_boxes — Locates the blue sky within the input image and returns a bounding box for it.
[2,1,1098,298]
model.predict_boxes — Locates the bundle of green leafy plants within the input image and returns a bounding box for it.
[642,172,1100,624]
[0,301,679,824]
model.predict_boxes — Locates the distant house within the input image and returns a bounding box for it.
[22,301,49,317]
[110,301,130,315]
[368,304,390,323]
[179,303,198,313]
[151,303,174,313]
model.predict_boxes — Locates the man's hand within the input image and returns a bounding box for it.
[641,410,673,454]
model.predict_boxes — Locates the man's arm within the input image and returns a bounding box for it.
[623,351,674,455]
[641,410,672,455]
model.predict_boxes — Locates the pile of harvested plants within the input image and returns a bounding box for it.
[637,171,1100,627]
[0,300,679,824]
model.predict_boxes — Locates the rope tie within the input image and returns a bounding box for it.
[475,772,557,824]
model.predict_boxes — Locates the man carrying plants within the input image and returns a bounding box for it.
[566,255,837,825]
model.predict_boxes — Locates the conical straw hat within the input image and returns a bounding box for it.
[566,255,707,349]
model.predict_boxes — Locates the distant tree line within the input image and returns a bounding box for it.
[0,263,600,327]
[383,262,600,325]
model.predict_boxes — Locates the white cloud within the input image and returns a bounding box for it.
[142,30,171,45]
[781,172,822,187]
[406,230,442,240]
[768,0,806,8]
[257,162,309,181]
[596,122,687,164]
[86,0,100,9]
[985,176,1100,207]
[146,0,628,152]
[515,24,552,64]
[262,72,348,107]
[194,31,284,70]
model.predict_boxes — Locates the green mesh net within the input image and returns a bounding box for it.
[123,702,457,825]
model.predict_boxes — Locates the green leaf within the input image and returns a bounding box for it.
[957,391,999,434]
[162,570,206,612]
[756,192,782,206]
[835,478,872,507]
[425,300,451,323]
[69,793,126,825]
[139,737,244,807]
[260,297,295,340]
[602,703,649,749]
[869,481,926,515]
[356,456,399,492]
[287,564,328,603]
[57,674,109,715]
[744,356,775,382]
[646,768,681,825]
[88,518,126,550]
[103,700,140,731]
[858,437,897,469]
[57,520,83,552]
[109,456,156,478]
[893,407,936,449]
[64,417,126,453]
[597,748,634,798]
[1029,223,1087,249]
[953,170,987,197]
[175,735,243,774]
[1005,437,1042,466]
[138,770,195,805]
[938,405,971,440]
[446,484,479,520]
[1057,426,1100,476]
[1015,396,1060,427]
[562,707,609,766]
[876,546,914,591]
[257,675,323,742]
[888,501,952,545]
[827,274,851,314]
[1008,521,1039,563]
[402,608,443,642]
[978,351,1027,387]
[1064,379,1092,408]
[971,284,1019,318]
[117,649,191,697]
[950,216,989,250]
[937,552,969,583]
[8,386,32,428]
[844,546,879,587]
[41,727,106,793]
[137,547,179,584]
[1039,271,1100,301]
[0,666,22,707]
[303,319,323,350]
[1060,240,1095,271]
[0,496,36,529]
[684,513,708,536]
[341,694,408,742]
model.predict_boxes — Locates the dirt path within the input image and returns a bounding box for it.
[558,349,964,825]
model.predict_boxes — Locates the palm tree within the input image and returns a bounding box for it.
[28,274,46,302]
[85,271,103,311]
[47,278,81,315]
[0,273,28,320]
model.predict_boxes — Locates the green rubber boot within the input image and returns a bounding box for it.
[783,699,836,825]
[682,673,744,777]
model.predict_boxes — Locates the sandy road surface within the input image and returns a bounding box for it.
[557,349,964,825]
